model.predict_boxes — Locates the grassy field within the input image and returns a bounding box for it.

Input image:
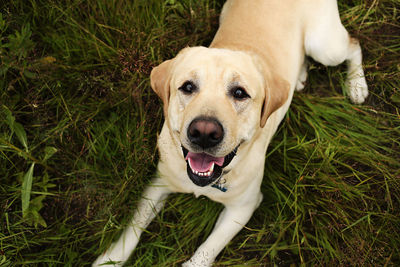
[1,0,399,266]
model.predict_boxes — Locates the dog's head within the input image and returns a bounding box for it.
[151,47,288,187]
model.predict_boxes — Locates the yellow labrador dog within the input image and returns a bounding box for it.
[93,0,368,266]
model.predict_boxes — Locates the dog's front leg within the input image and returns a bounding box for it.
[183,190,263,267]
[93,178,171,267]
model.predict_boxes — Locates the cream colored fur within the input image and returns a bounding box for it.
[93,0,368,266]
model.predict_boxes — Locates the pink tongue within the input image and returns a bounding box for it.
[186,152,224,172]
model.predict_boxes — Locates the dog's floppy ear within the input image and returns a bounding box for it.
[150,59,173,117]
[260,74,290,127]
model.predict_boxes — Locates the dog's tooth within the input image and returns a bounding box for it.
[188,158,194,171]
[210,163,214,173]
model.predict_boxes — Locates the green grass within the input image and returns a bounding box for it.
[1,0,399,266]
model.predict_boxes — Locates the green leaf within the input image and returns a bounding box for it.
[36,213,47,228]
[43,146,57,162]
[21,163,35,218]
[23,69,36,79]
[270,247,277,258]
[4,107,28,151]
[391,91,400,104]
[0,13,7,34]
[31,195,45,211]
[13,122,28,151]
[24,195,48,228]
[4,107,15,127]
[26,209,47,228]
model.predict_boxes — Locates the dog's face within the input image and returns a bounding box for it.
[151,47,288,187]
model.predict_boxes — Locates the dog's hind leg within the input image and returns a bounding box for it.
[93,178,171,267]
[304,0,368,103]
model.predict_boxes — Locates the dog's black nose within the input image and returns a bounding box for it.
[188,117,224,149]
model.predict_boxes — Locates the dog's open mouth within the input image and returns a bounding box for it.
[182,146,238,187]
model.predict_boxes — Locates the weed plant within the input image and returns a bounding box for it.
[1,0,399,266]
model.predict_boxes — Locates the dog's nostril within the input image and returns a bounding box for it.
[210,131,222,141]
[190,128,201,138]
[188,117,224,149]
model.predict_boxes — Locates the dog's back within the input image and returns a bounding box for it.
[211,0,305,84]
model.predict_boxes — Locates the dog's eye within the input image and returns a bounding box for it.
[231,87,250,100]
[179,81,197,94]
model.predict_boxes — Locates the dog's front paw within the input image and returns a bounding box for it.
[92,251,124,267]
[92,257,122,267]
[182,259,212,267]
[346,72,368,104]
[182,252,213,267]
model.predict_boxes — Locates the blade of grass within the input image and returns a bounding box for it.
[21,163,35,218]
